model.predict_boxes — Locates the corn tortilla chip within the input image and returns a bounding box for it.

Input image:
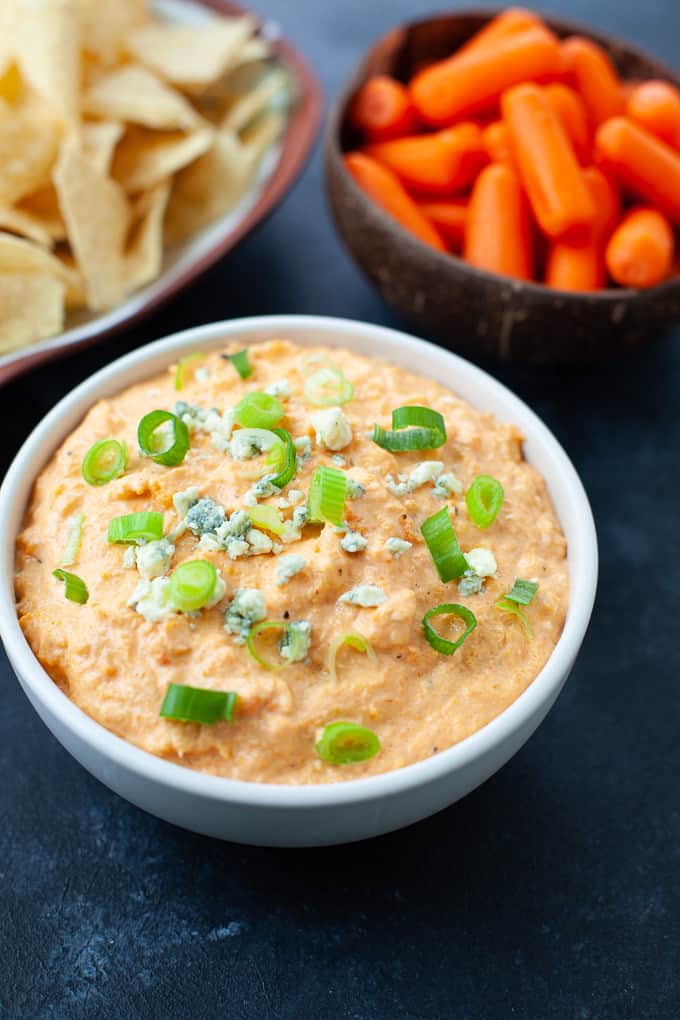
[78,0,147,66]
[82,120,124,176]
[0,230,78,285]
[12,0,81,132]
[84,66,200,132]
[0,97,61,206]
[0,206,53,247]
[53,141,130,310]
[112,125,214,194]
[55,251,87,310]
[18,186,67,242]
[126,16,257,89]
[123,180,170,292]
[221,70,290,134]
[0,273,65,353]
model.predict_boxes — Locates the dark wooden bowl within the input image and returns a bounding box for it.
[325,10,680,363]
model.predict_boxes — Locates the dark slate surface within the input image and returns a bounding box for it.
[2,1,679,1017]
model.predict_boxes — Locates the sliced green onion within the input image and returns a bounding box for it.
[81,438,127,486]
[247,505,285,537]
[246,621,292,671]
[421,507,468,582]
[328,632,376,683]
[160,683,237,724]
[167,560,218,613]
[52,568,89,604]
[466,474,504,529]
[174,352,206,390]
[267,427,297,488]
[316,722,381,764]
[308,465,346,526]
[304,365,354,407]
[234,391,284,429]
[372,405,446,452]
[138,410,189,467]
[60,514,83,567]
[423,603,476,655]
[222,348,252,379]
[496,578,539,636]
[107,511,164,544]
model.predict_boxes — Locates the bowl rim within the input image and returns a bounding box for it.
[0,314,598,808]
[0,0,323,387]
[326,6,680,305]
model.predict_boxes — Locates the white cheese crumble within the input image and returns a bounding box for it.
[340,528,367,553]
[408,461,443,490]
[293,436,312,461]
[385,537,412,558]
[311,407,352,451]
[224,588,266,643]
[287,489,305,505]
[135,538,175,580]
[346,478,364,500]
[247,529,274,555]
[433,472,463,498]
[123,546,136,569]
[173,485,200,518]
[265,379,292,398]
[339,585,388,607]
[194,366,210,384]
[466,547,497,577]
[128,577,174,622]
[230,427,280,460]
[331,454,346,466]
[276,554,307,585]
[385,474,408,497]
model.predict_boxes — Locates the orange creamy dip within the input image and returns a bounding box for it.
[15,339,568,784]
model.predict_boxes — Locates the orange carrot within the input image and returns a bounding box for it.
[544,167,620,291]
[365,122,486,196]
[544,83,591,163]
[605,206,674,288]
[626,80,680,150]
[416,200,468,250]
[344,151,446,251]
[458,7,542,58]
[595,116,680,224]
[561,36,624,128]
[482,120,515,164]
[464,163,533,279]
[349,75,417,141]
[410,26,561,126]
[501,83,596,237]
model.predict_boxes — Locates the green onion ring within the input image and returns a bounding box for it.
[267,427,297,488]
[81,438,127,486]
[496,578,539,636]
[421,506,469,582]
[315,722,381,764]
[167,560,218,613]
[138,410,189,467]
[222,348,252,379]
[107,511,164,544]
[174,352,206,390]
[160,683,237,724]
[304,366,354,407]
[52,568,89,604]
[372,405,446,452]
[246,620,293,671]
[328,632,376,683]
[423,603,476,655]
[308,465,347,526]
[466,474,504,529]
[234,391,284,430]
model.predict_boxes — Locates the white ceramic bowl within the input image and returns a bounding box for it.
[0,316,598,846]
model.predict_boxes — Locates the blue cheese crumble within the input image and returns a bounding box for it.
[293,436,312,462]
[339,585,388,607]
[458,571,484,597]
[310,407,352,451]
[346,477,364,500]
[230,427,279,461]
[174,401,234,453]
[433,472,462,498]
[134,538,175,579]
[185,497,226,536]
[340,528,367,553]
[385,537,412,558]
[265,379,292,398]
[466,548,497,577]
[279,620,311,662]
[224,588,267,643]
[128,568,225,621]
[276,554,307,585]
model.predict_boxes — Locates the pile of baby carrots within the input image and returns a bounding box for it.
[344,7,680,291]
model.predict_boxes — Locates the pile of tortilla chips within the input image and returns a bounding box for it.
[0,0,289,355]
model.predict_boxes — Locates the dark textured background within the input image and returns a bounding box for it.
[2,2,679,1017]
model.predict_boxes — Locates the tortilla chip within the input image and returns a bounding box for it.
[0,97,61,206]
[123,180,170,292]
[55,250,87,310]
[82,120,124,175]
[221,69,290,134]
[0,206,53,247]
[0,230,77,284]
[83,65,200,132]
[112,125,213,194]
[125,16,257,89]
[18,186,67,242]
[0,59,23,104]
[78,0,147,66]
[0,273,64,353]
[12,0,81,132]
[53,140,130,310]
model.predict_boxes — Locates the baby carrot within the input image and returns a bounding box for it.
[349,75,417,142]
[561,36,624,128]
[595,116,680,224]
[544,167,620,291]
[416,200,468,250]
[410,26,562,126]
[464,163,533,279]
[544,83,591,163]
[365,122,486,196]
[605,207,674,288]
[482,121,515,164]
[501,83,596,237]
[344,151,446,251]
[458,7,542,58]
[626,80,680,150]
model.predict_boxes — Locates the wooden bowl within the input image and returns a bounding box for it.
[325,10,680,363]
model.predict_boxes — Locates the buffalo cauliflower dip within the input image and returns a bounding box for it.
[15,339,568,783]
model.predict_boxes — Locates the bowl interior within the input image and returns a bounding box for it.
[0,316,598,806]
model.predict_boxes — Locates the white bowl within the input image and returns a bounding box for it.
[0,316,598,846]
